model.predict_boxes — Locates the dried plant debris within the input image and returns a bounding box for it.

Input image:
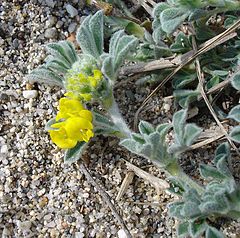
[1,0,240,238]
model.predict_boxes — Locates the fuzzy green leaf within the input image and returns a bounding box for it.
[120,139,138,154]
[231,73,240,90]
[94,127,120,137]
[170,32,191,53]
[189,221,207,238]
[27,66,64,86]
[64,142,87,164]
[156,123,172,140]
[125,22,144,39]
[229,126,240,143]
[200,201,223,214]
[199,164,226,180]
[215,154,232,178]
[109,30,125,56]
[93,111,122,136]
[139,143,152,158]
[183,189,201,203]
[160,8,189,34]
[45,118,57,131]
[138,121,155,135]
[188,9,208,21]
[177,222,189,237]
[173,72,196,89]
[183,123,202,146]
[93,111,115,127]
[114,35,138,72]
[132,133,145,144]
[174,89,200,108]
[205,226,224,238]
[46,60,69,74]
[46,41,77,66]
[153,2,170,18]
[228,105,240,122]
[182,201,201,218]
[102,56,115,80]
[168,202,185,219]
[76,11,104,59]
[172,109,187,143]
[206,75,220,90]
[152,26,165,44]
[103,30,138,80]
[89,10,104,56]
[215,142,230,158]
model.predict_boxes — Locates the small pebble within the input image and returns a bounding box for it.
[68,22,77,33]
[44,27,58,39]
[1,144,8,154]
[118,229,128,238]
[45,16,57,28]
[23,90,38,99]
[45,0,55,8]
[65,4,78,18]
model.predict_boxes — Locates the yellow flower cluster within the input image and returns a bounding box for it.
[66,69,103,101]
[48,97,94,149]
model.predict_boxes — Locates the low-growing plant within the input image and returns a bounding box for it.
[27,1,240,237]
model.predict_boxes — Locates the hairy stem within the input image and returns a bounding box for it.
[103,93,132,138]
[165,161,204,194]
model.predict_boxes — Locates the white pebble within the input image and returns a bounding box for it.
[1,144,8,154]
[75,232,84,238]
[66,4,78,18]
[23,90,38,99]
[118,229,127,238]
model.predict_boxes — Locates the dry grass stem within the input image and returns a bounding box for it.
[133,19,240,130]
[124,160,170,194]
[116,171,135,201]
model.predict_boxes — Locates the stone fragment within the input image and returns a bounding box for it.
[66,4,78,18]
[117,229,127,238]
[44,27,58,39]
[45,0,55,8]
[68,22,77,33]
[23,90,38,99]
[1,144,8,154]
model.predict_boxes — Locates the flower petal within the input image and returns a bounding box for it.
[49,127,77,149]
[78,110,93,121]
[64,117,93,141]
[56,97,84,120]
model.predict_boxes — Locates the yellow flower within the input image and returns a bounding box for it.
[56,97,84,121]
[49,122,77,149]
[89,70,103,88]
[65,68,103,101]
[49,97,94,149]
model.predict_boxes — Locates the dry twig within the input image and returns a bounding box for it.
[78,162,132,238]
[133,20,240,129]
[124,160,169,194]
[191,27,240,155]
[116,171,135,201]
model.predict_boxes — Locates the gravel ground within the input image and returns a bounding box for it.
[0,1,239,238]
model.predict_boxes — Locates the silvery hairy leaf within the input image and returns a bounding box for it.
[102,30,138,80]
[64,141,87,164]
[177,221,189,238]
[228,105,240,122]
[160,7,190,34]
[27,66,64,86]
[93,111,122,137]
[188,221,207,238]
[77,11,104,60]
[205,226,224,238]
[27,41,78,86]
[229,126,240,143]
[231,73,240,90]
